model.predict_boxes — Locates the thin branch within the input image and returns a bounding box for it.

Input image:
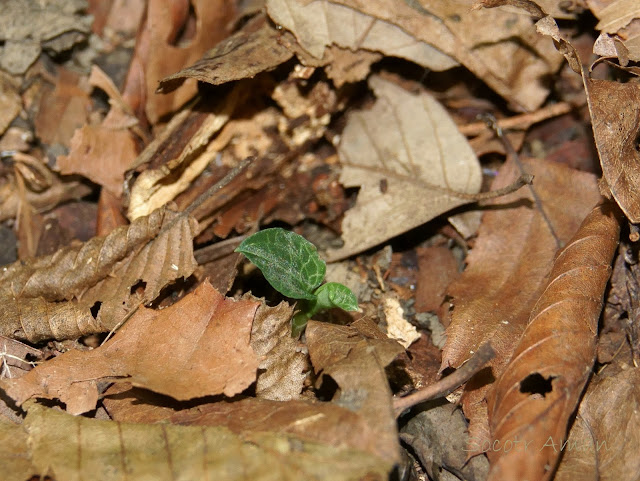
[393,342,495,417]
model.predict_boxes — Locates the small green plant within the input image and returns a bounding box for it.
[235,228,359,336]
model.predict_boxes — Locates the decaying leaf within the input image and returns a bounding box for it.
[250,301,309,401]
[0,205,197,342]
[486,203,620,481]
[326,75,482,260]
[158,14,295,93]
[441,157,601,450]
[0,281,260,414]
[0,72,20,135]
[555,354,640,481]
[590,0,640,62]
[268,0,561,110]
[585,79,640,222]
[306,318,405,464]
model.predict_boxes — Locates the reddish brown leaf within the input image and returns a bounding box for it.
[441,157,601,450]
[486,203,620,480]
[0,281,260,414]
[306,318,404,464]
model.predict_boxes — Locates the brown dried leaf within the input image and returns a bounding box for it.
[326,75,481,260]
[158,14,294,93]
[585,78,640,222]
[0,336,42,379]
[0,206,197,342]
[266,0,458,70]
[57,124,137,197]
[0,281,260,413]
[19,401,390,481]
[441,158,601,450]
[306,318,405,464]
[250,301,310,401]
[0,72,20,135]
[486,203,620,481]
[556,358,640,481]
[269,0,561,110]
[126,0,236,123]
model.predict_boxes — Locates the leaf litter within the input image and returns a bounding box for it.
[0,0,639,480]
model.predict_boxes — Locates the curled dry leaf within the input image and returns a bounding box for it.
[326,75,481,260]
[0,281,260,414]
[306,318,405,464]
[268,0,561,110]
[0,205,197,342]
[486,203,620,481]
[250,300,309,401]
[441,158,601,450]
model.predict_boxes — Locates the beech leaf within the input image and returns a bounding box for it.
[236,228,326,300]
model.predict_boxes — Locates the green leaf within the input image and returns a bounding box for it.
[235,228,326,300]
[314,282,359,312]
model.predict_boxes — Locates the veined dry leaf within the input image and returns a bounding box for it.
[536,16,640,222]
[0,415,33,481]
[592,0,640,34]
[306,318,405,464]
[0,205,197,342]
[17,401,390,481]
[268,0,561,110]
[486,203,620,481]
[0,281,260,414]
[585,79,640,222]
[441,158,601,450]
[556,357,640,481]
[266,0,458,70]
[250,300,309,401]
[326,75,481,261]
[158,14,295,93]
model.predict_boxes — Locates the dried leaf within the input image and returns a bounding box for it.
[593,0,640,34]
[585,78,640,222]
[266,0,458,70]
[0,206,197,342]
[326,75,481,260]
[0,72,20,135]
[19,401,390,481]
[250,301,309,401]
[306,318,404,464]
[441,158,601,450]
[556,359,640,481]
[158,14,294,93]
[0,416,33,481]
[0,281,260,413]
[486,203,620,481]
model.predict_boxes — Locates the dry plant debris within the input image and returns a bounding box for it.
[0,0,639,480]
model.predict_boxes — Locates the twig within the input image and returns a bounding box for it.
[482,114,563,248]
[458,102,572,137]
[393,342,495,417]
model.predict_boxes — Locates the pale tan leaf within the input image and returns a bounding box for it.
[0,281,260,413]
[21,401,390,481]
[326,75,481,260]
[266,0,458,70]
[594,0,640,33]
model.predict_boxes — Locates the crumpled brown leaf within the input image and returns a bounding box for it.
[0,281,260,414]
[441,157,601,450]
[306,318,405,464]
[0,205,197,342]
[486,203,620,481]
[326,75,481,261]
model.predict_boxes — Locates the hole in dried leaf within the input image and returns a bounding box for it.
[90,301,102,319]
[129,280,146,296]
[519,373,554,398]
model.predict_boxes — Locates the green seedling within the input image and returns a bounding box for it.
[235,228,359,336]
